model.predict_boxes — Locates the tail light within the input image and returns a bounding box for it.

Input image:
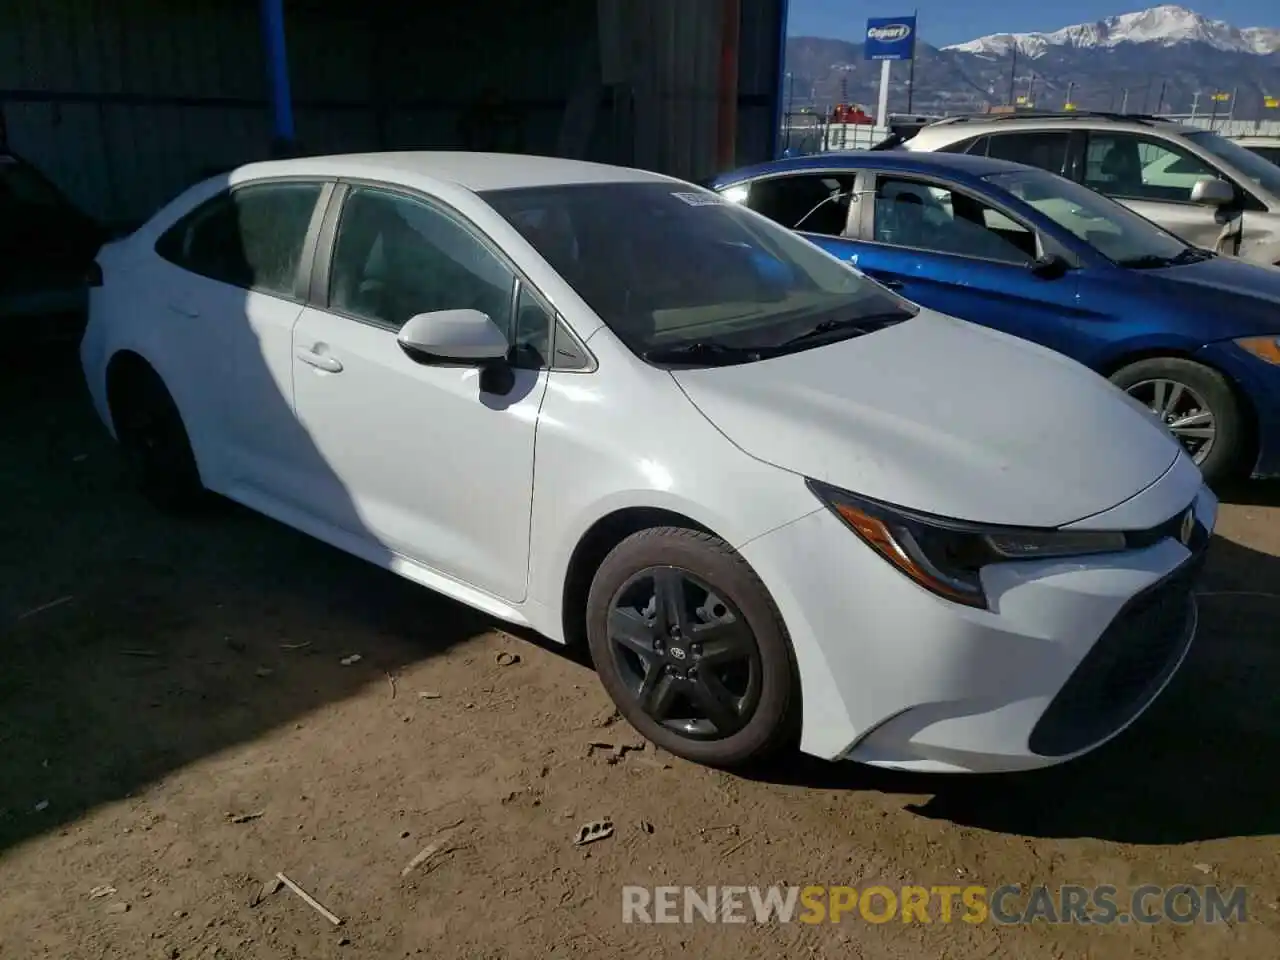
[86,261,103,287]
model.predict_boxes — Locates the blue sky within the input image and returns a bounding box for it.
[785,0,1278,47]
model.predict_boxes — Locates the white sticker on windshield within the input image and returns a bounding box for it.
[671,191,723,206]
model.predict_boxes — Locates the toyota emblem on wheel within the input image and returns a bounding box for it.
[669,646,687,660]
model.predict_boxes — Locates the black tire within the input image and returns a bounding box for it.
[109,365,205,511]
[1109,357,1247,486]
[585,526,799,768]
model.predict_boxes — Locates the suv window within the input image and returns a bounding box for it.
[742,173,856,236]
[1083,133,1219,204]
[872,175,1037,264]
[328,186,525,343]
[983,132,1071,176]
[1248,146,1280,167]
[156,181,322,296]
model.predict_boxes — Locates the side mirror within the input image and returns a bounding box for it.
[397,309,509,365]
[1190,177,1234,207]
[1029,253,1070,280]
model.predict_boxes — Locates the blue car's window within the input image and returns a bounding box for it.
[872,176,1037,265]
[987,168,1188,267]
[743,173,856,235]
[481,181,914,360]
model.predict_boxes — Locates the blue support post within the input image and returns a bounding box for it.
[260,0,295,151]
[770,0,790,159]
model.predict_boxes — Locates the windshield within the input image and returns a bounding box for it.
[985,168,1189,267]
[1185,131,1280,199]
[480,181,914,362]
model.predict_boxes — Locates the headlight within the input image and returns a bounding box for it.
[1235,336,1280,365]
[806,479,1127,609]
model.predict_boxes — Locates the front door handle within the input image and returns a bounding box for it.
[295,346,343,373]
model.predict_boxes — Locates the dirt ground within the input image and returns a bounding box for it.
[2,348,1279,960]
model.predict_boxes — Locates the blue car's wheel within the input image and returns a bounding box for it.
[1110,357,1245,485]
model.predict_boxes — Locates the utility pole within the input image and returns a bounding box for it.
[784,72,795,151]
[1155,79,1167,115]
[906,8,918,114]
[1027,73,1037,107]
[1227,84,1238,124]
[1007,42,1018,106]
[1190,89,1201,119]
[1064,80,1074,109]
[1120,88,1129,113]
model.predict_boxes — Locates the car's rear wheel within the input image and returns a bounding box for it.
[1109,357,1246,485]
[109,364,204,511]
[585,526,798,768]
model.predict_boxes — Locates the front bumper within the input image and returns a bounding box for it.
[739,456,1216,773]
[1197,340,1280,478]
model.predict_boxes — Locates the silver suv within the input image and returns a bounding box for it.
[895,112,1280,266]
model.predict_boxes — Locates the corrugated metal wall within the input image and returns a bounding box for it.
[1,0,783,225]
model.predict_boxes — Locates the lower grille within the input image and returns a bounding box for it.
[1028,550,1204,757]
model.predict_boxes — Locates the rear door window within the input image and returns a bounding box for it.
[739,174,856,236]
[985,132,1071,176]
[156,181,323,297]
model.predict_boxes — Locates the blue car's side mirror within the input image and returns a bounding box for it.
[1029,254,1071,280]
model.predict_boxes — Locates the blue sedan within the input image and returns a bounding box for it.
[709,151,1280,484]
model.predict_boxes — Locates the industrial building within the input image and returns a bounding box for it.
[1,0,788,228]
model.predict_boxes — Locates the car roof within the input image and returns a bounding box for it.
[713,149,1032,185]
[907,113,1191,150]
[225,151,678,193]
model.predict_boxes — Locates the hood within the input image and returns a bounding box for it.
[673,310,1182,528]
[1143,256,1280,336]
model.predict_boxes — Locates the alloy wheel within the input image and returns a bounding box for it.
[1125,378,1216,465]
[606,566,762,740]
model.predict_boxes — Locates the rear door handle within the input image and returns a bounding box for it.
[295,347,343,373]
[169,301,200,318]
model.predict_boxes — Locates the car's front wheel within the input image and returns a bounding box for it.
[585,526,799,768]
[1109,357,1246,485]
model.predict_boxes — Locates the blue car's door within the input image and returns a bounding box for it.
[817,171,1096,361]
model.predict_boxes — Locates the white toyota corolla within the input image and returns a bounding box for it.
[81,152,1216,773]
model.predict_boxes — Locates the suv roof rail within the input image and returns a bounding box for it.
[932,110,1164,126]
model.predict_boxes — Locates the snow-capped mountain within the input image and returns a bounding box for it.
[945,5,1280,58]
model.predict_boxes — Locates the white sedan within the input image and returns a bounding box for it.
[81,152,1216,772]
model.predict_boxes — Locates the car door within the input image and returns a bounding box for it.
[289,182,551,603]
[1078,131,1231,250]
[842,172,1090,358]
[151,179,329,494]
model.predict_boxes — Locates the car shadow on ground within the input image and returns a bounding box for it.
[753,532,1280,846]
[0,343,494,856]
[1218,477,1280,508]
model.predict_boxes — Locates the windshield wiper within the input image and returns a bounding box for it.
[777,311,912,349]
[642,341,764,366]
[1119,247,1213,269]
